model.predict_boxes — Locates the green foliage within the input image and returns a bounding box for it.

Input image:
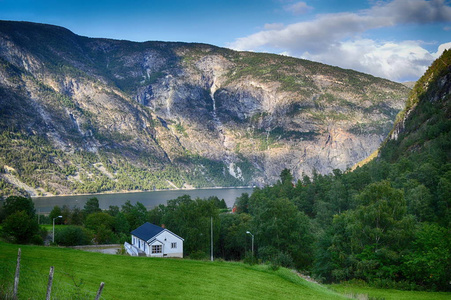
[85,212,114,232]
[55,225,92,246]
[0,196,42,244]
[83,197,101,216]
[234,192,250,213]
[1,211,40,244]
[113,212,130,235]
[329,181,415,282]
[402,223,451,290]
[280,168,294,184]
[403,49,451,113]
[0,196,36,221]
[49,205,64,224]
[249,186,314,269]
[121,200,148,230]
[218,213,252,260]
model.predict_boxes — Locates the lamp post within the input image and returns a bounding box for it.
[246,231,254,257]
[53,216,62,243]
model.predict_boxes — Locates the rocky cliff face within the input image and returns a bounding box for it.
[0,21,410,196]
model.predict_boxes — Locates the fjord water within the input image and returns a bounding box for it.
[32,187,254,214]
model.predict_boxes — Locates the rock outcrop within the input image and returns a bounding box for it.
[0,21,410,195]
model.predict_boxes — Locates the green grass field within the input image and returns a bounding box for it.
[0,242,449,299]
[0,242,346,299]
[329,284,451,300]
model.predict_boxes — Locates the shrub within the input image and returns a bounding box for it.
[1,210,40,244]
[55,226,92,246]
[243,251,257,265]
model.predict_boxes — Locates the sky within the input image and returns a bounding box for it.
[1,0,451,82]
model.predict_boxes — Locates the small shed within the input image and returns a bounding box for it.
[124,222,184,258]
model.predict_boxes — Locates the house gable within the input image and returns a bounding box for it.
[151,229,184,243]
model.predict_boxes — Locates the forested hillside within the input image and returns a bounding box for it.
[229,50,451,290]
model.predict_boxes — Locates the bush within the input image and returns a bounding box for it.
[30,234,44,245]
[55,226,92,246]
[93,224,115,244]
[1,210,40,244]
[258,246,295,268]
[272,252,295,269]
[243,251,257,265]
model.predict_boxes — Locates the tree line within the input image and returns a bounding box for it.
[1,162,450,293]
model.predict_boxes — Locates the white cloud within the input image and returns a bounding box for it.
[284,2,313,15]
[230,12,383,52]
[227,0,451,81]
[301,39,438,82]
[264,23,285,30]
[433,42,451,57]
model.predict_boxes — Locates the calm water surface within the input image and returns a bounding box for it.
[32,188,254,214]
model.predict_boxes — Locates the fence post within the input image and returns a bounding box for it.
[95,282,105,300]
[46,266,54,300]
[13,248,21,299]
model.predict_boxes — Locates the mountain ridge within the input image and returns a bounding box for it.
[0,20,410,196]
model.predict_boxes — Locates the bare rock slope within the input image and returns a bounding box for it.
[0,21,410,195]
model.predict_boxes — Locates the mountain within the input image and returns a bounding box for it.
[236,50,451,289]
[385,49,451,152]
[0,21,410,196]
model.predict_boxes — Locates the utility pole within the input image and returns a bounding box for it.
[210,217,213,262]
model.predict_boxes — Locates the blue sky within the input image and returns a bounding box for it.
[1,0,450,82]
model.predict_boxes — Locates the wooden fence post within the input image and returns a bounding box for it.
[13,248,21,299]
[95,282,105,300]
[46,266,54,300]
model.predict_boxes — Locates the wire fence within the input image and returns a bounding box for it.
[0,253,105,300]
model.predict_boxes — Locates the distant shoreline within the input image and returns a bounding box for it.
[31,186,255,199]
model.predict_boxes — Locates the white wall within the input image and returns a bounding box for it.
[132,230,183,258]
[132,235,147,253]
[151,230,183,258]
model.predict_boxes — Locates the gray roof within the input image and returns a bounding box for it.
[131,222,164,241]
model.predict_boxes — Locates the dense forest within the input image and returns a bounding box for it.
[0,46,450,293]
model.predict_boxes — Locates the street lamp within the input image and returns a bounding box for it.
[53,216,62,243]
[246,231,254,257]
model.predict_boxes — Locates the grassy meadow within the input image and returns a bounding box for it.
[0,242,449,299]
[0,242,346,299]
[329,284,451,300]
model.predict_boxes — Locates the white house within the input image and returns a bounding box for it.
[124,222,184,258]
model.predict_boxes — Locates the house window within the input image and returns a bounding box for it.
[152,245,162,254]
[171,242,177,249]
